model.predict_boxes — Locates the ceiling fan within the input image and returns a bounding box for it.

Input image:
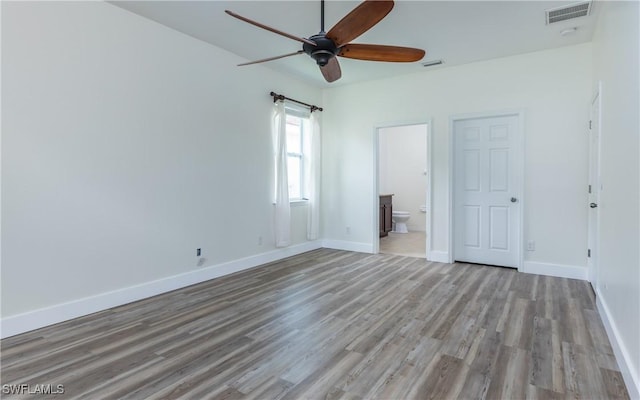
[225,0,426,83]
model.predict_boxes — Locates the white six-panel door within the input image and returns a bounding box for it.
[453,115,520,268]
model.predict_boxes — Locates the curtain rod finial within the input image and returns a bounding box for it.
[270,91,285,103]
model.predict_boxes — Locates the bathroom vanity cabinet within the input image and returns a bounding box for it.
[379,194,393,237]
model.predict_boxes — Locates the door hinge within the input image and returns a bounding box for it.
[589,120,592,129]
[588,249,591,258]
[588,184,592,193]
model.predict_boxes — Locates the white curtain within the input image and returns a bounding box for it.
[273,101,291,247]
[306,112,321,240]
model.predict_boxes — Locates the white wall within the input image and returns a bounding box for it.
[1,2,321,322]
[379,124,427,232]
[322,43,592,270]
[591,1,640,396]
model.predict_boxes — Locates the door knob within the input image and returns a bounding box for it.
[510,197,517,203]
[590,203,598,208]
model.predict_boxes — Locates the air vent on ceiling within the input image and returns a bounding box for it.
[546,1,592,24]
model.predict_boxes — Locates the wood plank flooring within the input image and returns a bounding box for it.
[1,249,629,399]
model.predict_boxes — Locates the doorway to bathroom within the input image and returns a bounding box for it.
[374,122,431,259]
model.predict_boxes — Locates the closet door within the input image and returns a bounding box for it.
[453,115,520,268]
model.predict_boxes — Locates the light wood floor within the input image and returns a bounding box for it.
[1,249,629,399]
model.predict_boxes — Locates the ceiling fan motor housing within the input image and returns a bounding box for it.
[304,34,338,66]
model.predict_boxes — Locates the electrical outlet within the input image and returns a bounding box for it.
[196,248,201,257]
[346,226,351,235]
[258,236,263,245]
[527,240,535,251]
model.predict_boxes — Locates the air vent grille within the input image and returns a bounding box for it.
[546,1,592,24]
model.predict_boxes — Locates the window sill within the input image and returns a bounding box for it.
[273,199,309,206]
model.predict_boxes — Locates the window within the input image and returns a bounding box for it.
[285,108,309,201]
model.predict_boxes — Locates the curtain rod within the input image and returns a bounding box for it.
[270,91,323,112]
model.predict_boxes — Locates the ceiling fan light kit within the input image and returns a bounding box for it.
[226,0,426,83]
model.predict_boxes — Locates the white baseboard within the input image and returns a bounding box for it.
[596,290,640,399]
[322,239,373,254]
[427,250,450,263]
[0,241,322,339]
[522,261,588,280]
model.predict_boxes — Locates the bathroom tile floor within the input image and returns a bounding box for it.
[379,231,426,258]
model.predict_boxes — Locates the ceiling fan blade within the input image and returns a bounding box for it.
[326,0,394,47]
[225,10,316,47]
[238,51,305,66]
[338,44,425,62]
[320,57,342,83]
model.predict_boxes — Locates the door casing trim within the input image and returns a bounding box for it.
[588,81,602,288]
[372,120,433,259]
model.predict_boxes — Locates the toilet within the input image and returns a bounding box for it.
[392,211,410,233]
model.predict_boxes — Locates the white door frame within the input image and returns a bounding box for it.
[588,82,602,289]
[448,110,525,270]
[373,120,433,259]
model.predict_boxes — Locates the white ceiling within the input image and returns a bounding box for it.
[110,1,598,88]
